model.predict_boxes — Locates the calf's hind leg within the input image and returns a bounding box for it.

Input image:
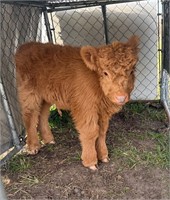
[38,101,55,144]
[19,90,42,154]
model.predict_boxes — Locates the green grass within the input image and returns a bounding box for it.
[109,131,169,169]
[108,102,168,170]
[7,154,33,172]
[49,108,73,130]
[19,174,40,186]
[67,152,81,162]
[124,102,146,114]
[123,102,167,121]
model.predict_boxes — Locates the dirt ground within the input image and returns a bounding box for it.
[1,103,170,200]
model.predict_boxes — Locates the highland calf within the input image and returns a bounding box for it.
[15,36,139,170]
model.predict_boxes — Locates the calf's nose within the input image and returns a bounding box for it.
[116,95,127,103]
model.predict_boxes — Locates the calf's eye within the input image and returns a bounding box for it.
[103,71,108,76]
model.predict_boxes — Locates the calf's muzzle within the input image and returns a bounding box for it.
[115,95,129,105]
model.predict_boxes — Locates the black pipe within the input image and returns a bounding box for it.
[162,1,170,74]
[101,5,109,44]
[43,9,53,43]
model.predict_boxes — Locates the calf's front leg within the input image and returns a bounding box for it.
[73,113,99,170]
[79,129,99,170]
[96,115,110,163]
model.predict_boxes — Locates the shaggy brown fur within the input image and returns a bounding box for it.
[15,36,139,169]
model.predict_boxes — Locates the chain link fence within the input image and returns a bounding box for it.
[0,0,169,166]
[0,3,42,164]
[49,1,159,100]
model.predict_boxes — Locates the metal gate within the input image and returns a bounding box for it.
[0,3,42,165]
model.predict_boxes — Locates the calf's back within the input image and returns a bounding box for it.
[15,42,102,111]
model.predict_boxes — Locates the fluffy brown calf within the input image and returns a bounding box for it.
[15,36,139,170]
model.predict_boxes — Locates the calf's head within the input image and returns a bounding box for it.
[80,36,139,105]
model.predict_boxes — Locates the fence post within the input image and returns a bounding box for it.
[162,1,170,73]
[0,178,7,200]
[0,81,22,151]
[101,4,109,44]
[43,9,53,43]
[161,0,170,127]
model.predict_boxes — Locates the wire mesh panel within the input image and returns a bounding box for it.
[49,6,105,46]
[0,93,12,154]
[0,3,42,161]
[47,0,160,101]
[106,1,159,100]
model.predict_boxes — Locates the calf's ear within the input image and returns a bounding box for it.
[112,41,121,49]
[128,35,140,52]
[80,46,97,71]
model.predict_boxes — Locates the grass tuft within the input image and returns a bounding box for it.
[7,154,32,172]
[20,175,40,186]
